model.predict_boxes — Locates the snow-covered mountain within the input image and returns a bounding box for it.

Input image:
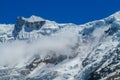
[0,11,120,80]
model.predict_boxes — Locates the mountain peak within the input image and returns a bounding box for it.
[22,15,45,22]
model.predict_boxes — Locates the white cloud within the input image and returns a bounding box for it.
[0,27,78,67]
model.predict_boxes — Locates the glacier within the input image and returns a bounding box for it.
[0,11,120,80]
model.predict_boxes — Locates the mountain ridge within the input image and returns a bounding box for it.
[0,11,120,80]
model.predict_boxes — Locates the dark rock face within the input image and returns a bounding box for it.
[24,21,45,32]
[26,54,67,73]
[105,22,120,36]
[26,21,45,28]
[12,17,25,38]
[87,44,120,80]
[12,16,46,38]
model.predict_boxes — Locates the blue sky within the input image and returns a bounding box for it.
[0,0,120,24]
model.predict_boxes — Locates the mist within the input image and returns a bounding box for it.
[0,28,78,67]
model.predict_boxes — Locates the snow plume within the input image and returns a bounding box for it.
[0,28,78,67]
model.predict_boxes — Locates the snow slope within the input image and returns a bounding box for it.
[0,11,120,80]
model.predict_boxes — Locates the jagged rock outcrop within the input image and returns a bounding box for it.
[12,16,46,38]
